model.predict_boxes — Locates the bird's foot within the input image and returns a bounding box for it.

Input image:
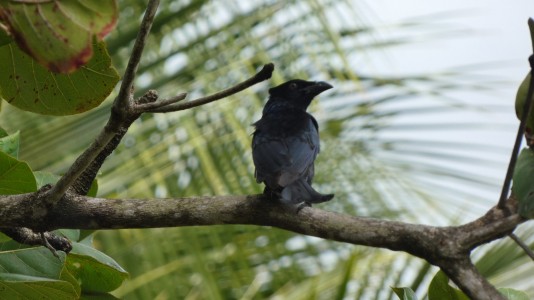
[295,201,311,214]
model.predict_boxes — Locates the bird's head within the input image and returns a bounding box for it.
[265,79,333,113]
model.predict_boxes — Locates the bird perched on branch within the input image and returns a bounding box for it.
[252,79,334,207]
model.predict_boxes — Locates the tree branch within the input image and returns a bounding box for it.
[43,0,161,206]
[509,233,534,262]
[148,63,275,112]
[115,0,160,110]
[1,227,72,253]
[0,192,526,299]
[0,193,522,255]
[440,259,505,300]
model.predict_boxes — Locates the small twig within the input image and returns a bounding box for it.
[509,233,534,262]
[43,0,161,206]
[115,0,161,111]
[1,228,72,253]
[497,18,534,208]
[135,92,187,112]
[40,232,59,258]
[149,63,275,113]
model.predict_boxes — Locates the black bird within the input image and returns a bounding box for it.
[252,79,334,206]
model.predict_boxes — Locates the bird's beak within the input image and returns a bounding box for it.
[304,81,333,96]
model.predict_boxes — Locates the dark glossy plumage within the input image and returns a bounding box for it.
[252,79,334,205]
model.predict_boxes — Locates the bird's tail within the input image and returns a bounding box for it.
[280,179,334,205]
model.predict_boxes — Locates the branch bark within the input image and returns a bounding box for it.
[0,192,522,255]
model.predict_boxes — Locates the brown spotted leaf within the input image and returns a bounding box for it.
[0,40,119,115]
[0,0,117,73]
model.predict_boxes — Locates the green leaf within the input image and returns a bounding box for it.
[0,127,7,138]
[0,273,77,300]
[0,151,36,194]
[79,231,96,244]
[428,271,468,300]
[515,73,534,131]
[392,287,418,300]
[334,253,356,300]
[66,242,128,293]
[34,170,98,198]
[0,0,118,73]
[0,247,66,277]
[512,148,534,218]
[87,179,99,197]
[0,130,19,158]
[56,229,80,243]
[0,233,10,243]
[0,243,82,299]
[60,266,82,298]
[0,27,11,47]
[34,170,60,188]
[499,288,530,300]
[0,40,119,115]
[80,293,120,300]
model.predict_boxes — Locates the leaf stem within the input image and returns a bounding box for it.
[497,18,534,208]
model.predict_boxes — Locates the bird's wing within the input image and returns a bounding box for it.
[252,118,319,188]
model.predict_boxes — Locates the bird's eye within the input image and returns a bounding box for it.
[289,83,298,90]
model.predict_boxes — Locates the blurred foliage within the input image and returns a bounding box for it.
[1,0,533,299]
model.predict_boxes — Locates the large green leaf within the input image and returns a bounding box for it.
[512,148,534,218]
[0,273,77,300]
[515,73,534,132]
[0,248,76,299]
[0,26,10,47]
[0,151,36,194]
[428,271,468,300]
[499,288,530,300]
[66,242,128,293]
[392,287,418,300]
[0,0,118,73]
[0,247,66,277]
[0,130,19,158]
[0,40,119,115]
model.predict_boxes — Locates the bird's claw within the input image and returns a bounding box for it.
[295,201,311,214]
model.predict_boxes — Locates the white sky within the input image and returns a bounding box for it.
[363,1,534,208]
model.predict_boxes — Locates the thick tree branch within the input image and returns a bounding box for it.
[0,193,523,255]
[0,192,525,299]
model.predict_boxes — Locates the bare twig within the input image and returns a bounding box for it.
[115,0,161,111]
[509,233,534,262]
[134,92,187,112]
[497,18,534,208]
[1,227,72,253]
[149,63,275,113]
